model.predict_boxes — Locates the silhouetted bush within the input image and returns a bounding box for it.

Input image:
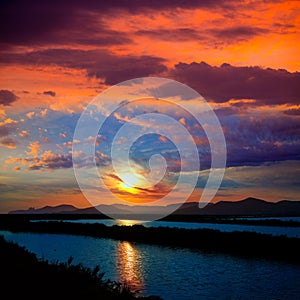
[0,236,162,300]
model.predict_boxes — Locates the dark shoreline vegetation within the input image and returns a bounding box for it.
[3,213,300,227]
[0,236,162,300]
[1,216,299,264]
[160,214,300,227]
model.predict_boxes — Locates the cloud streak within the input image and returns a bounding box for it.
[2,48,167,85]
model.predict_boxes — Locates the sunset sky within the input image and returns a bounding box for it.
[0,0,299,213]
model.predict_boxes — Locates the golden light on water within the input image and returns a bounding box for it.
[117,241,144,291]
[117,219,144,226]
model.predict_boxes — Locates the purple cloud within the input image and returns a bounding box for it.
[136,25,269,44]
[0,90,18,106]
[171,62,300,105]
[0,121,17,137]
[223,115,300,166]
[0,137,18,148]
[27,153,73,171]
[2,48,167,85]
[0,0,233,48]
[0,1,134,47]
[0,124,9,137]
[208,26,269,41]
[284,108,300,116]
[136,28,205,42]
[43,91,56,97]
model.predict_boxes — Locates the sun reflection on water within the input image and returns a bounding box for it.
[116,219,146,226]
[117,241,144,291]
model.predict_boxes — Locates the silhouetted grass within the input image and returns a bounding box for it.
[0,216,299,264]
[0,236,162,300]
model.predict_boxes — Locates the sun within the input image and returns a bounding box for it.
[118,173,143,194]
[119,181,140,194]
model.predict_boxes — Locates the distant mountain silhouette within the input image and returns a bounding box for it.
[9,204,78,214]
[172,198,300,216]
[68,204,131,215]
[8,198,300,216]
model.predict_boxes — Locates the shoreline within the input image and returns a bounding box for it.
[1,213,300,227]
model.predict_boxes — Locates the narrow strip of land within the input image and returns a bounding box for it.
[4,214,300,227]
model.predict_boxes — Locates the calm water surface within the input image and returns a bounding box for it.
[1,230,300,300]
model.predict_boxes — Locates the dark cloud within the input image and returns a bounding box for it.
[43,91,56,97]
[0,90,18,106]
[27,153,73,171]
[0,118,18,149]
[171,62,300,105]
[0,1,133,47]
[88,55,167,85]
[0,0,233,48]
[135,25,270,46]
[223,116,300,166]
[0,124,9,137]
[214,107,239,117]
[28,149,109,171]
[0,137,18,148]
[136,28,205,42]
[0,121,17,137]
[2,48,167,85]
[209,26,269,41]
[283,108,300,116]
[175,112,300,168]
[0,2,280,51]
[273,22,296,34]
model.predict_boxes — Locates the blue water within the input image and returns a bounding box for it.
[31,218,300,238]
[1,230,300,300]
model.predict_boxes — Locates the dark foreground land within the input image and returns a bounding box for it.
[0,215,299,264]
[0,236,161,300]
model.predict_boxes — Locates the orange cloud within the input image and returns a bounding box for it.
[179,117,186,126]
[19,130,30,138]
[0,109,5,118]
[3,118,17,124]
[59,132,67,139]
[27,141,41,158]
[26,111,35,119]
[159,135,168,143]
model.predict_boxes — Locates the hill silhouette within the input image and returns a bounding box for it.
[9,198,300,217]
[9,204,78,214]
